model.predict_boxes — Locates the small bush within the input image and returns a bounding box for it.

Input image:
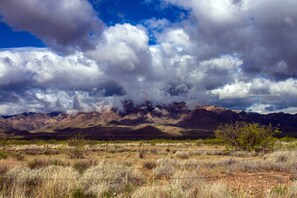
[2,166,79,197]
[66,135,88,159]
[28,158,51,169]
[150,148,158,154]
[196,139,204,147]
[290,164,297,180]
[215,122,279,152]
[67,148,87,159]
[67,134,86,147]
[132,186,169,198]
[0,149,9,159]
[175,151,190,159]
[0,164,10,174]
[7,151,26,161]
[73,159,97,174]
[153,165,175,179]
[142,160,157,170]
[81,163,144,197]
[0,136,10,148]
[28,158,66,169]
[269,185,289,198]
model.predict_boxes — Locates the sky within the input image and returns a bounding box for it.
[0,0,297,115]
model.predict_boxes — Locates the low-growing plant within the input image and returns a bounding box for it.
[0,136,10,149]
[66,134,88,159]
[138,149,146,158]
[11,153,25,161]
[1,166,79,198]
[142,160,157,170]
[0,164,10,174]
[0,149,9,159]
[269,185,289,198]
[67,147,86,159]
[73,159,97,174]
[67,134,86,147]
[153,164,175,179]
[81,163,144,197]
[175,151,190,159]
[196,139,204,147]
[215,122,280,152]
[27,158,66,169]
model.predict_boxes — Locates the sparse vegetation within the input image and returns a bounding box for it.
[0,138,296,197]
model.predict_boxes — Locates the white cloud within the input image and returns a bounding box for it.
[1,0,297,114]
[0,0,101,53]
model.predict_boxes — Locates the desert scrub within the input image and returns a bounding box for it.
[215,122,279,152]
[0,164,10,174]
[267,182,297,198]
[153,159,178,179]
[81,162,144,197]
[67,147,87,159]
[73,159,97,174]
[269,185,290,198]
[0,149,9,159]
[171,169,202,191]
[131,186,169,198]
[66,134,88,159]
[143,160,157,170]
[27,158,67,169]
[196,139,204,147]
[175,151,191,159]
[1,166,79,198]
[182,160,200,171]
[132,181,234,198]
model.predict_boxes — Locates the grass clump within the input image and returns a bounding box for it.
[81,162,144,197]
[66,134,88,159]
[27,158,66,169]
[142,160,157,170]
[0,150,9,159]
[175,151,191,159]
[1,166,79,198]
[73,159,97,174]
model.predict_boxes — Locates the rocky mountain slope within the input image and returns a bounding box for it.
[1,101,297,140]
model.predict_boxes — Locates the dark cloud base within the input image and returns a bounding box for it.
[0,0,297,115]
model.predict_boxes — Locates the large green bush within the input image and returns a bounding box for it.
[215,122,280,152]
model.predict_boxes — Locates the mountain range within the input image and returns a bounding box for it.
[1,101,297,140]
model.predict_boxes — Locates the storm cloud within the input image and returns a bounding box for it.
[0,0,297,115]
[0,0,101,53]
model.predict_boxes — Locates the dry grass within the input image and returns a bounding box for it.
[0,140,296,197]
[0,166,79,198]
[81,162,144,197]
[27,158,67,169]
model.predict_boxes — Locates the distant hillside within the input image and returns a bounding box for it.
[1,101,297,140]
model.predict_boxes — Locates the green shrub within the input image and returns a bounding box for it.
[215,122,279,152]
[0,149,9,159]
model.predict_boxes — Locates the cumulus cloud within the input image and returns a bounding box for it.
[0,0,101,53]
[210,78,297,111]
[0,48,123,114]
[164,0,297,79]
[0,0,297,114]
